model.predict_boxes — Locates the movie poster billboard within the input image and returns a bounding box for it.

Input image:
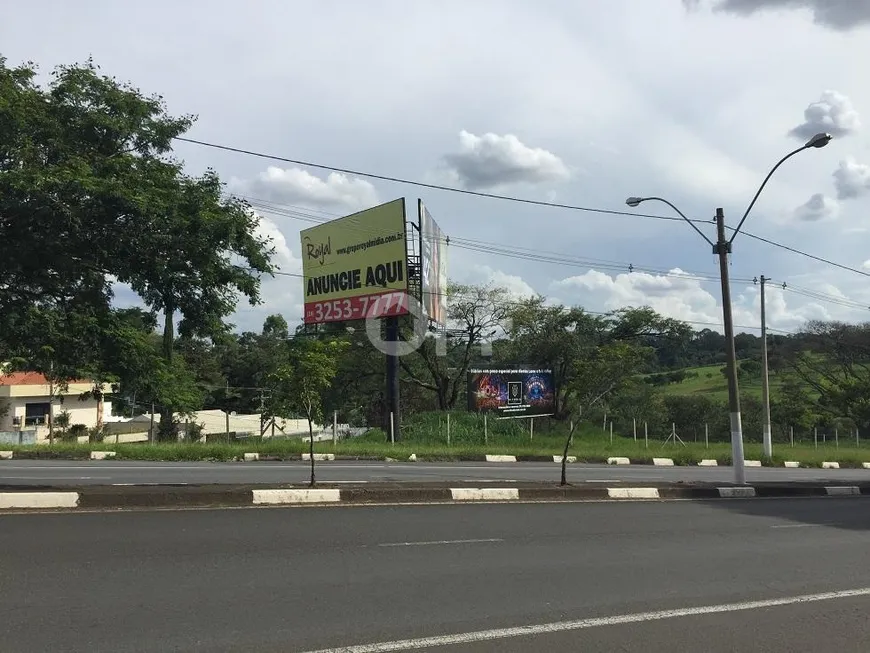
[467,368,556,418]
[300,198,409,324]
[418,200,448,326]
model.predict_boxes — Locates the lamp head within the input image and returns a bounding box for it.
[806,132,832,149]
[625,196,644,208]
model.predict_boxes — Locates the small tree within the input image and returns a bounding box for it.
[270,339,347,487]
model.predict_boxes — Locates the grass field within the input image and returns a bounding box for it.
[651,363,802,401]
[7,411,870,467]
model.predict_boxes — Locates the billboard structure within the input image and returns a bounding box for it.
[467,368,556,418]
[418,200,448,326]
[300,198,409,325]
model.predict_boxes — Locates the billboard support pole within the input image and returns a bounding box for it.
[384,316,401,443]
[530,417,534,441]
[484,414,488,445]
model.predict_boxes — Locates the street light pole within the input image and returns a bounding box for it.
[625,131,831,485]
[715,208,745,485]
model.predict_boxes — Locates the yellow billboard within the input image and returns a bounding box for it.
[300,198,409,324]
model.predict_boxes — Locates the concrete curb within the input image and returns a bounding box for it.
[485,455,516,463]
[4,482,870,511]
[5,450,870,469]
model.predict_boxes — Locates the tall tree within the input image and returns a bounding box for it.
[0,57,192,378]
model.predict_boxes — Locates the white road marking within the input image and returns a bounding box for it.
[585,480,622,483]
[771,523,817,529]
[300,587,870,653]
[377,538,503,548]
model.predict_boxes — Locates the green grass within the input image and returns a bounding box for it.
[651,363,808,401]
[8,410,870,467]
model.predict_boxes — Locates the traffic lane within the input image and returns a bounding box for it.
[421,596,870,653]
[2,459,870,485]
[3,500,870,652]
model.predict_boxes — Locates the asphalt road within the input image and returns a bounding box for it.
[1,458,870,486]
[3,499,870,651]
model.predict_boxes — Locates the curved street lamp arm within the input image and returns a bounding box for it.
[728,144,807,244]
[641,196,715,247]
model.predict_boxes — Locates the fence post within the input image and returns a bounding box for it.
[790,426,794,448]
[390,412,395,445]
[633,418,637,441]
[644,421,648,449]
[609,421,613,444]
[602,413,607,433]
[814,427,818,449]
[705,423,708,449]
[530,417,534,441]
[856,427,860,448]
[333,410,338,445]
[835,428,839,449]
[447,412,451,447]
[484,413,488,445]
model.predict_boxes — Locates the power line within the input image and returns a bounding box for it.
[177,136,694,224]
[181,135,870,279]
[244,195,748,287]
[245,197,867,311]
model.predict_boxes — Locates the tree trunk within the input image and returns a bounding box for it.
[560,422,577,486]
[158,303,175,441]
[308,417,316,487]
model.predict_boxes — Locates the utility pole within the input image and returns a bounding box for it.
[715,208,746,485]
[758,275,773,458]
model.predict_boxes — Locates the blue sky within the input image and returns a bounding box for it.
[3,0,870,335]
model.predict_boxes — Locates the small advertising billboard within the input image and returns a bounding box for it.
[300,198,409,324]
[418,200,448,326]
[467,368,556,418]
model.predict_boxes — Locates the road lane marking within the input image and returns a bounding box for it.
[300,586,870,652]
[377,538,503,548]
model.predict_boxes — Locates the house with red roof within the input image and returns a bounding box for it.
[0,371,112,436]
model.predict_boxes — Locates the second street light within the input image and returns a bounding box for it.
[626,132,831,485]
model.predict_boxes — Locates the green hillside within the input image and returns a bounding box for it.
[646,363,802,401]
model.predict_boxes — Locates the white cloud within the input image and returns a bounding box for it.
[440,130,570,190]
[788,90,861,141]
[464,264,539,299]
[862,260,870,271]
[550,267,837,333]
[793,193,839,221]
[689,0,870,31]
[233,166,379,211]
[833,158,870,200]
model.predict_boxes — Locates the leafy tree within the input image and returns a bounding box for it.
[0,57,192,378]
[788,321,870,428]
[662,395,717,442]
[400,282,511,410]
[770,378,819,442]
[1,57,275,427]
[269,339,347,486]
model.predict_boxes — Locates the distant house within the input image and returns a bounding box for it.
[0,372,111,433]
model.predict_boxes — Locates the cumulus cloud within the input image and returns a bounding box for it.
[793,193,839,221]
[833,158,870,200]
[464,264,539,299]
[788,90,861,141]
[685,0,870,31]
[441,130,570,190]
[233,166,379,211]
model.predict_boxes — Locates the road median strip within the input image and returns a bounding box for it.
[3,481,870,511]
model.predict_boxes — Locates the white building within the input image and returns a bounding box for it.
[0,372,111,433]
